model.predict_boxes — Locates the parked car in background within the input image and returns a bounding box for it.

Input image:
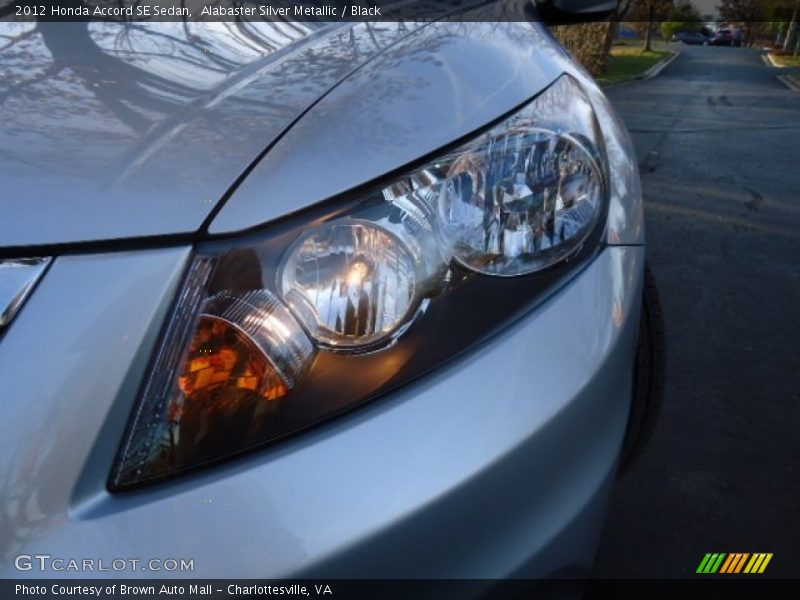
[672,31,710,45]
[711,28,733,46]
[711,28,744,47]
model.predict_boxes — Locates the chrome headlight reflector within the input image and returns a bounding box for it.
[438,75,605,276]
[111,75,608,489]
[280,220,420,349]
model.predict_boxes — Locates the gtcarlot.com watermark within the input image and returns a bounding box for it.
[14,554,194,573]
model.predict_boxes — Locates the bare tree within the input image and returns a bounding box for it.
[628,0,673,51]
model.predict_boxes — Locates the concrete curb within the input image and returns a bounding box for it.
[602,50,680,89]
[764,52,795,68]
[778,74,800,92]
[642,50,681,80]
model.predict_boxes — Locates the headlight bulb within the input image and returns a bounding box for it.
[280,220,419,349]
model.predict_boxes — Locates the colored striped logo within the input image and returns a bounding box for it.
[696,553,773,574]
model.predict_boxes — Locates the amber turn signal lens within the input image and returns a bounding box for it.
[165,290,314,445]
[111,284,314,488]
[173,315,289,422]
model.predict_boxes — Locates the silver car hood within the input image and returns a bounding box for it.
[0,20,421,249]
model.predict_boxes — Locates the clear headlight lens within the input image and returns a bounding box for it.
[111,75,608,489]
[437,75,605,275]
[439,129,603,275]
[280,220,419,349]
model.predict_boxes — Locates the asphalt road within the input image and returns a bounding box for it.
[592,44,800,578]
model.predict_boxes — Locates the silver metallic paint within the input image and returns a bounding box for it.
[0,257,50,330]
[0,21,423,247]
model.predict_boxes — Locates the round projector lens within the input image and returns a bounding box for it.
[437,128,604,276]
[280,220,418,349]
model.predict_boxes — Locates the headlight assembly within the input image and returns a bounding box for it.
[111,75,608,489]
